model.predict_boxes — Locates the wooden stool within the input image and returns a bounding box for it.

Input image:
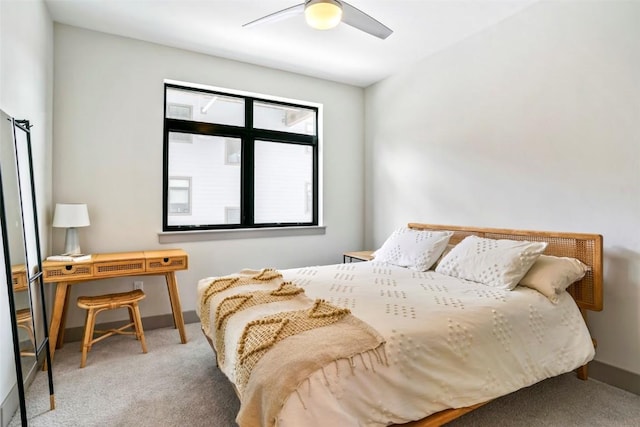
[77,289,147,368]
[16,308,36,357]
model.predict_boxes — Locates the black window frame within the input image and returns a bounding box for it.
[162,83,319,232]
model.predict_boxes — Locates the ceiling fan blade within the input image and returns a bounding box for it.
[341,1,393,39]
[243,3,305,28]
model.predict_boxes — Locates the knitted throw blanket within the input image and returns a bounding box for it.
[200,269,386,427]
[200,268,283,339]
[215,281,305,366]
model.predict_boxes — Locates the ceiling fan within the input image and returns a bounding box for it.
[243,0,393,40]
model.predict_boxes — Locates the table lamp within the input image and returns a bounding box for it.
[52,203,90,255]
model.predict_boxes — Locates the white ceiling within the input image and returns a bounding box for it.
[44,0,537,87]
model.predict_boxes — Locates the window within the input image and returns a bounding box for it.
[168,177,191,215]
[166,103,193,120]
[163,82,320,231]
[225,138,241,165]
[225,207,241,224]
[169,132,193,144]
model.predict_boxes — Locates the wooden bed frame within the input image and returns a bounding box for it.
[394,223,604,427]
[201,223,604,427]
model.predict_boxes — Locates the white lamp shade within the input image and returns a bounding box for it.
[52,203,91,228]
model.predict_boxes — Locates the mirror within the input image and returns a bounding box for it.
[14,121,48,360]
[0,110,54,426]
[1,116,35,376]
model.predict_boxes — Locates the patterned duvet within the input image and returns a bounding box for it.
[197,261,595,426]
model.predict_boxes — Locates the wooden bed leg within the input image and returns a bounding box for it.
[578,337,598,380]
[575,308,595,380]
[577,364,588,380]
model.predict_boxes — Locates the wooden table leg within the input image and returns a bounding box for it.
[56,286,72,348]
[48,281,70,362]
[165,272,187,343]
[164,273,178,329]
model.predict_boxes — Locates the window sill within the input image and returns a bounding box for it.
[158,225,326,244]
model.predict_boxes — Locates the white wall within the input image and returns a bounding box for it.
[365,1,640,375]
[0,0,53,416]
[53,25,365,328]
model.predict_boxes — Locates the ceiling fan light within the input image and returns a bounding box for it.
[305,0,343,30]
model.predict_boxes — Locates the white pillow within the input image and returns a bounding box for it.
[519,255,588,303]
[432,243,456,270]
[373,227,453,271]
[435,235,548,290]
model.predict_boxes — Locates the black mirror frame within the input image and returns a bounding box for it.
[0,116,55,425]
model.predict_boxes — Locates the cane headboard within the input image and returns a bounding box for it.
[408,223,603,312]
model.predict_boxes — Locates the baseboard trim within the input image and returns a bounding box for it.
[590,360,640,395]
[62,310,200,343]
[0,382,18,427]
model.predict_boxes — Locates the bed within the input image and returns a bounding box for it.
[196,223,603,427]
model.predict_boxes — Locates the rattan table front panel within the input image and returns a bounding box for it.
[43,263,93,281]
[12,266,28,292]
[93,259,145,277]
[145,255,187,272]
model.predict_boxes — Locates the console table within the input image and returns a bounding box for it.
[42,249,189,361]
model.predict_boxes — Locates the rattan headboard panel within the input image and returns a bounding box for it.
[408,223,603,312]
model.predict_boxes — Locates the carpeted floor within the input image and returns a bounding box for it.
[11,322,640,426]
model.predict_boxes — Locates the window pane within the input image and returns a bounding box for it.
[253,101,316,135]
[254,141,313,224]
[166,88,244,127]
[168,134,241,226]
